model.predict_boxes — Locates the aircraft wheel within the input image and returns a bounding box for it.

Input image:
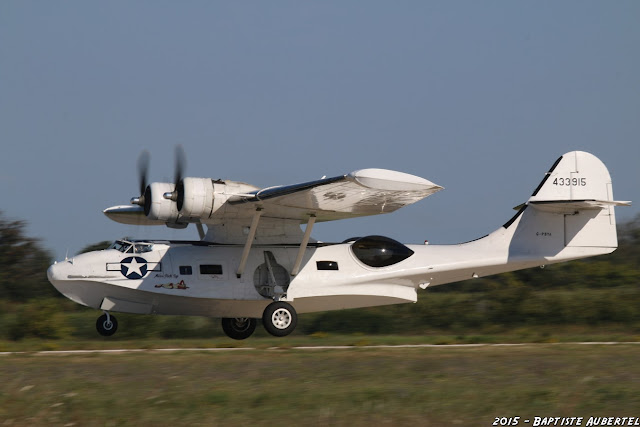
[96,313,118,336]
[221,317,257,340]
[262,301,297,337]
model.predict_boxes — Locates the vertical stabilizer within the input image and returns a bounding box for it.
[530,151,612,202]
[507,151,630,261]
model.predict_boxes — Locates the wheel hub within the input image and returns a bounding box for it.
[232,318,251,332]
[271,308,291,329]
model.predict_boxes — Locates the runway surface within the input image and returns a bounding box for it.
[2,341,639,356]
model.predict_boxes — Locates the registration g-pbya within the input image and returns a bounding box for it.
[47,149,630,339]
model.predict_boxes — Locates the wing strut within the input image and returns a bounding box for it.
[236,208,263,278]
[196,223,205,240]
[291,215,316,276]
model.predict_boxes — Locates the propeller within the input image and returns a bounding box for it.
[137,150,150,197]
[174,144,186,189]
[164,144,187,211]
[131,150,150,207]
[129,146,187,215]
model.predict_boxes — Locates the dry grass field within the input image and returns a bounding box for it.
[1,343,639,426]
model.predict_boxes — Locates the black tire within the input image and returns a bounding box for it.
[221,317,257,340]
[96,314,118,336]
[262,301,297,337]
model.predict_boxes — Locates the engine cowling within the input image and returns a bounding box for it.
[144,182,180,222]
[177,177,219,221]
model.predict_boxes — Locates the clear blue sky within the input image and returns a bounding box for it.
[1,2,638,260]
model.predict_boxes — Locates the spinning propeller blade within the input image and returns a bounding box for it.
[131,150,150,207]
[173,145,187,211]
[137,150,150,197]
[174,144,186,188]
[163,145,188,211]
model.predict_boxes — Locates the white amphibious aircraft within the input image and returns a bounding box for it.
[48,150,630,339]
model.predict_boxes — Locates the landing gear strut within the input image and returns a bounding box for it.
[262,301,297,337]
[221,317,257,340]
[96,312,118,336]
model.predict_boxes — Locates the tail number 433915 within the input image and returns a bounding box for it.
[553,177,586,186]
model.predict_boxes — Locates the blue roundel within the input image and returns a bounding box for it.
[120,256,148,279]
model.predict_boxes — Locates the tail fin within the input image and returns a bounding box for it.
[507,151,630,261]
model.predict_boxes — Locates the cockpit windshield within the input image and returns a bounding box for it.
[109,240,152,254]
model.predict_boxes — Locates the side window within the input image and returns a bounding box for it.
[317,261,339,271]
[200,264,223,275]
[179,266,193,275]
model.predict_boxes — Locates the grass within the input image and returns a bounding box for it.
[1,322,639,353]
[1,343,639,426]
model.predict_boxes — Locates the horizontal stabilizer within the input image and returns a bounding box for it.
[529,199,631,214]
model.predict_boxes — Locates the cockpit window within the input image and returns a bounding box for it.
[109,240,152,254]
[134,244,152,253]
[351,235,414,268]
[109,240,131,253]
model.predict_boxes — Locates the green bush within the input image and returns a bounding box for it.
[7,299,71,340]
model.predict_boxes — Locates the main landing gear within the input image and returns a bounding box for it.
[220,301,298,340]
[221,317,257,340]
[262,301,297,337]
[96,312,118,336]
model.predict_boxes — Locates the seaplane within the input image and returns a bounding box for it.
[47,149,630,339]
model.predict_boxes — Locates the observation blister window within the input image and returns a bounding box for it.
[351,236,414,268]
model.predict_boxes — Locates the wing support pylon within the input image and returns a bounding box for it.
[236,208,263,278]
[291,215,316,276]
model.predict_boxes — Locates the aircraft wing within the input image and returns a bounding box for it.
[229,169,443,222]
[104,169,443,226]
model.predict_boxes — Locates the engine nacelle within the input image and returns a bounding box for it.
[144,182,180,222]
[178,177,220,221]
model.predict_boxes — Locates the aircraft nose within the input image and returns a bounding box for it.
[47,263,57,283]
[47,262,66,284]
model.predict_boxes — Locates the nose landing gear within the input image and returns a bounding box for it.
[96,312,118,336]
